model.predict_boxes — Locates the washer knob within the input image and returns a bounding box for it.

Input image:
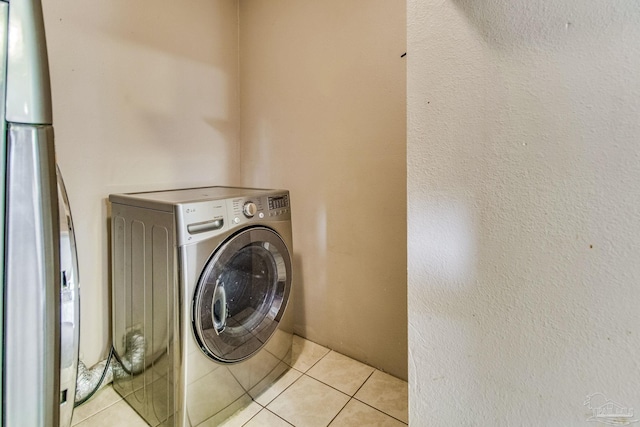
[243,202,257,218]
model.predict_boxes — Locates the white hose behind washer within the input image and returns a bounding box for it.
[74,329,146,405]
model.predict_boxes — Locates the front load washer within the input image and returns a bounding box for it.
[109,187,294,426]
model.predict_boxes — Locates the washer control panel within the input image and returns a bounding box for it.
[176,191,290,245]
[230,192,290,226]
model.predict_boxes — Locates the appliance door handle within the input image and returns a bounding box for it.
[187,218,224,235]
[213,281,227,334]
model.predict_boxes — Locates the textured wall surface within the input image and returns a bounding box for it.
[408,0,640,424]
[240,0,407,379]
[43,0,240,366]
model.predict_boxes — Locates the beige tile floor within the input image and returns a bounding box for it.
[71,335,408,427]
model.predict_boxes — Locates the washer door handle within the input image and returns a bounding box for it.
[213,281,227,334]
[187,218,224,235]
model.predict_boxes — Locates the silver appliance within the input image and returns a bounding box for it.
[110,186,294,426]
[0,0,79,427]
[1,1,80,426]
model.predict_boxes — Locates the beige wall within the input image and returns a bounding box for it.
[43,0,240,366]
[240,0,407,379]
[42,0,406,380]
[408,0,640,423]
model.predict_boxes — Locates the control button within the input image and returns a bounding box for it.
[233,217,240,224]
[259,212,265,219]
[243,202,257,218]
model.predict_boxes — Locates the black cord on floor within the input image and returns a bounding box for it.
[74,346,115,408]
[110,346,135,377]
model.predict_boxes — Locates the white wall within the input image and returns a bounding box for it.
[43,0,240,366]
[408,0,640,424]
[240,0,407,379]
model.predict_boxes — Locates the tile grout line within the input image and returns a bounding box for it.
[298,347,332,373]
[302,367,408,425]
[266,407,295,426]
[71,387,124,426]
[312,369,383,427]
[290,345,408,424]
[325,396,352,427]
[350,396,409,425]
[249,354,349,427]
[350,370,409,423]
[240,405,295,427]
[352,370,375,396]
[241,346,341,426]
[243,367,305,425]
[257,366,304,408]
[300,371,367,400]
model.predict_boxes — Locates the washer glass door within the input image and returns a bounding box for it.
[193,227,292,363]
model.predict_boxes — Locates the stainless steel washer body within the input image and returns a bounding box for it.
[110,187,294,426]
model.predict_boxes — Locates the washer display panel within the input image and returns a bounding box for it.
[193,227,292,363]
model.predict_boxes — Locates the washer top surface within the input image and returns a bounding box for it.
[109,186,283,212]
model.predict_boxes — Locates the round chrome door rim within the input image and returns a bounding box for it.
[192,226,292,364]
